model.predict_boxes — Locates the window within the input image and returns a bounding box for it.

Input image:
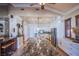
[75,15,79,41]
[65,18,71,38]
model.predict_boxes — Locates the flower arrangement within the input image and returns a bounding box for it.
[72,27,79,35]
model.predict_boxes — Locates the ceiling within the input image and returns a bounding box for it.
[11,3,79,24]
[11,3,79,13]
[0,3,79,14]
[0,3,79,24]
[46,3,79,12]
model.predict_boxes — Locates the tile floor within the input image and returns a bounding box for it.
[12,38,68,56]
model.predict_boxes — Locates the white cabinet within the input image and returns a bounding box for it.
[61,39,79,56]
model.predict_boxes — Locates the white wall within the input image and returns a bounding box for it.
[52,9,79,56]
[9,16,17,38]
[23,16,54,38]
[9,15,22,38]
[51,16,65,47]
[9,14,23,48]
[27,24,37,38]
[23,21,29,40]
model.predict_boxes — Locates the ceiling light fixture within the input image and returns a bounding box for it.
[39,3,45,10]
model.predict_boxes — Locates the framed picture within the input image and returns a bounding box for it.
[65,18,71,38]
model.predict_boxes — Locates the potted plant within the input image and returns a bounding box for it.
[71,27,79,43]
[72,27,79,35]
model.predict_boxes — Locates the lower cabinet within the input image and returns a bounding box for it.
[61,39,79,56]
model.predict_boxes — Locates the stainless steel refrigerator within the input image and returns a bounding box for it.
[51,28,57,47]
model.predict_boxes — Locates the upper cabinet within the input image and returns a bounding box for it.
[0,18,9,41]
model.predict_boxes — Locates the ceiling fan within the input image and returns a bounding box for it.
[40,3,45,10]
[40,3,56,10]
[30,3,56,10]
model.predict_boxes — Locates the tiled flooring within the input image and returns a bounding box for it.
[12,45,68,56]
[22,46,68,56]
[12,39,68,56]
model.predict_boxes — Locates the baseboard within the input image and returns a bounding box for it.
[56,46,69,56]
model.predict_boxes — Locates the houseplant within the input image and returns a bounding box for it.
[71,27,79,43]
